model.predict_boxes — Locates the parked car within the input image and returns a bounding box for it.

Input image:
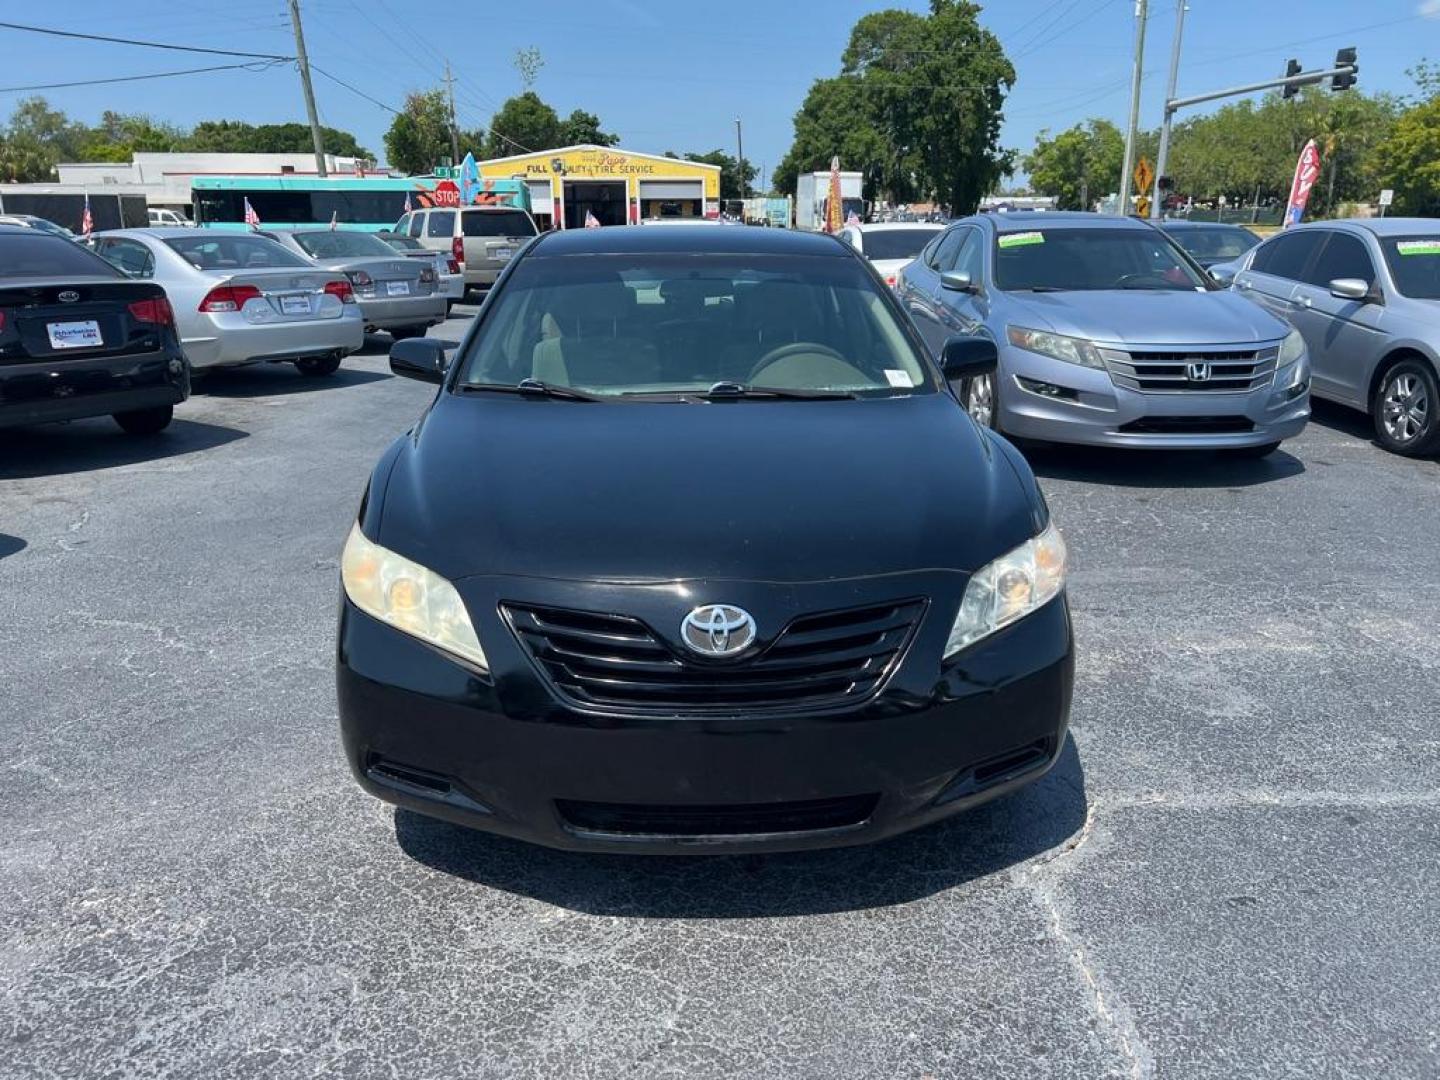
[337,224,1073,853]
[1160,220,1262,269]
[0,224,188,434]
[898,212,1310,457]
[376,231,464,311]
[1229,218,1440,456]
[88,229,363,377]
[837,221,945,288]
[393,205,538,293]
[146,208,193,228]
[0,214,76,239]
[263,228,445,339]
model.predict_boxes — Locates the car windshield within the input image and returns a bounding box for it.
[862,229,943,261]
[456,253,933,398]
[994,227,1209,291]
[292,231,396,259]
[0,233,120,278]
[1165,225,1260,261]
[1379,236,1440,300]
[462,210,537,238]
[24,217,75,238]
[166,235,308,270]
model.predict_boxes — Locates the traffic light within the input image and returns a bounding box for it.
[1282,59,1302,99]
[1332,47,1357,91]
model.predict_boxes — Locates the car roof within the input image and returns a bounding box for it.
[532,224,850,257]
[849,222,945,232]
[1306,217,1439,238]
[1160,220,1254,231]
[975,211,1155,232]
[0,223,41,235]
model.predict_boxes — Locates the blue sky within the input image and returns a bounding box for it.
[1,0,1435,185]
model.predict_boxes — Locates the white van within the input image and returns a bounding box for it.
[147,208,193,228]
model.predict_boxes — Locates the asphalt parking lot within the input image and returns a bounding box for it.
[3,300,1438,1079]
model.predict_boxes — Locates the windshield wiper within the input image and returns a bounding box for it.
[1010,285,1065,293]
[698,381,856,401]
[459,378,600,401]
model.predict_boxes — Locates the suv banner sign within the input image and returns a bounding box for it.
[1283,139,1322,229]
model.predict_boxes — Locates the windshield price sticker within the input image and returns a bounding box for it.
[1396,241,1440,257]
[884,369,914,388]
[998,231,1045,249]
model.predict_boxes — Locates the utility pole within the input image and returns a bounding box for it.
[1117,0,1148,216]
[287,0,327,177]
[734,117,746,202]
[1151,1,1186,219]
[443,61,460,167]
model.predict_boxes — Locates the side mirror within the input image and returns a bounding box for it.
[1328,277,1374,302]
[940,270,976,293]
[941,336,998,381]
[1209,266,1236,286]
[390,337,447,384]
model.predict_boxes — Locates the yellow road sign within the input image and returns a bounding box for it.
[1133,157,1154,196]
[1134,196,1152,219]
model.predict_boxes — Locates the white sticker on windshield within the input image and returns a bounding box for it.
[884,369,913,388]
[1396,240,1440,256]
[998,231,1045,249]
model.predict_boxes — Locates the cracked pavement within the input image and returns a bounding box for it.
[2,306,1438,1078]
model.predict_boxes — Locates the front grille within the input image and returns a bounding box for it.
[556,794,879,837]
[504,599,926,714]
[1118,415,1256,434]
[1106,347,1277,393]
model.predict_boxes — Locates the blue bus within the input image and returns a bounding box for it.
[191,175,531,231]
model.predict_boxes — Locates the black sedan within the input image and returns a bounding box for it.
[1,225,188,434]
[337,225,1073,853]
[1160,220,1263,269]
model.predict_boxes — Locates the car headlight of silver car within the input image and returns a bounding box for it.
[1274,328,1307,387]
[340,523,489,671]
[1006,326,1106,370]
[945,520,1068,658]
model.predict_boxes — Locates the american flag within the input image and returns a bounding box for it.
[403,191,413,214]
[845,210,862,227]
[584,210,602,229]
[81,193,93,238]
[243,197,260,230]
[329,210,339,231]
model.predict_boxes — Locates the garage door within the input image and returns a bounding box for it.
[639,180,703,201]
[527,180,553,215]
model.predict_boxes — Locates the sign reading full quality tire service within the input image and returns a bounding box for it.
[1283,139,1322,228]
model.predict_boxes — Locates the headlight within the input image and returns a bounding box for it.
[1006,326,1105,369]
[1276,328,1306,370]
[340,523,489,671]
[945,520,1068,658]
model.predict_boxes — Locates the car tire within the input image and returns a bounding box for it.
[389,326,427,341]
[1372,359,1440,457]
[963,372,998,430]
[295,354,342,377]
[1223,441,1281,459]
[112,404,173,435]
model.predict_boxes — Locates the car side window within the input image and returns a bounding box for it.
[97,238,155,278]
[1251,232,1324,282]
[426,210,455,238]
[952,228,983,282]
[927,228,965,271]
[394,214,411,236]
[1305,232,1374,287]
[408,213,425,238]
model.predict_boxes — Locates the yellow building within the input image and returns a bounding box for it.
[477,145,721,230]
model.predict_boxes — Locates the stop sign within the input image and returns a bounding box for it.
[432,180,460,207]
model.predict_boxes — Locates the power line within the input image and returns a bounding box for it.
[0,60,283,94]
[309,64,400,115]
[0,19,292,61]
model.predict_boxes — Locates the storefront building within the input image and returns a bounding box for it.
[477,145,721,230]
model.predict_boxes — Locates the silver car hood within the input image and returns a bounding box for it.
[1004,288,1289,347]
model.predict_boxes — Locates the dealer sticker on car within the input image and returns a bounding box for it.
[47,320,103,350]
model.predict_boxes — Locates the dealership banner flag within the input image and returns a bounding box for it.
[826,156,843,234]
[243,197,260,230]
[584,210,602,229]
[1284,139,1322,229]
[81,193,93,237]
[459,152,480,207]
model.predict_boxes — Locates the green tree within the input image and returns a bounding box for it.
[1371,94,1440,215]
[667,149,756,200]
[1022,120,1125,209]
[189,119,369,158]
[384,90,454,172]
[0,97,86,180]
[559,109,618,147]
[774,78,888,201]
[483,91,561,158]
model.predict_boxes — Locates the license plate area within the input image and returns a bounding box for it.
[279,293,311,316]
[386,280,410,297]
[47,320,103,350]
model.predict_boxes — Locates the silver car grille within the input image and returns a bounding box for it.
[1103,347,1278,394]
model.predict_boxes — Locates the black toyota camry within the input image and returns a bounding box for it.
[337,225,1073,853]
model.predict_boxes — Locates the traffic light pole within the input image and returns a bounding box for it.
[1117,0,1149,217]
[1150,2,1187,220]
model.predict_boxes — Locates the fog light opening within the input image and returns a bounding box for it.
[1016,375,1079,402]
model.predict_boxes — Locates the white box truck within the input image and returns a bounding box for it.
[794,171,864,231]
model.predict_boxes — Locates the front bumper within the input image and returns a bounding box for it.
[337,573,1074,854]
[0,343,188,429]
[996,343,1310,448]
[356,292,446,331]
[182,309,364,370]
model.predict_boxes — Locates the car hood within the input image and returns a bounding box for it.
[375,392,1037,584]
[1004,287,1288,346]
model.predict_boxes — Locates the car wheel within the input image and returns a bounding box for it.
[1373,359,1440,456]
[112,404,173,435]
[1223,441,1281,459]
[963,372,997,429]
[295,354,342,377]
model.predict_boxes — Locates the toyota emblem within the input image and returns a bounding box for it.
[680,604,757,658]
[57,290,80,303]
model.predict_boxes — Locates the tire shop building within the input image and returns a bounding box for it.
[478,145,721,229]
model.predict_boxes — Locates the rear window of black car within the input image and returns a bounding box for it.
[0,233,121,279]
[462,210,537,238]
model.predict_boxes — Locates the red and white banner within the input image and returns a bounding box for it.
[826,156,843,234]
[243,197,260,230]
[1283,139,1322,229]
[81,193,93,238]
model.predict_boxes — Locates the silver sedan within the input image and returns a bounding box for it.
[264,229,446,339]
[89,229,364,376]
